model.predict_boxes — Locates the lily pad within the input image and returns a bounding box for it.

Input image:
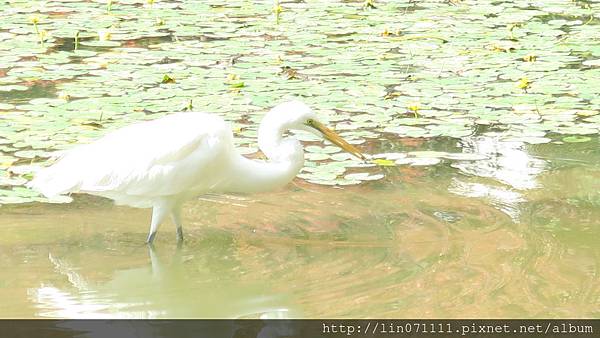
[562,136,592,143]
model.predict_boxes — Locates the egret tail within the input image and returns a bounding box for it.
[28,163,81,198]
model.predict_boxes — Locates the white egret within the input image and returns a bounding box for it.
[29,101,366,243]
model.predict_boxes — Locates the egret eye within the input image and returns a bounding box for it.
[306,118,314,125]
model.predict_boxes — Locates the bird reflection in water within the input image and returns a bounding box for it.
[29,244,299,321]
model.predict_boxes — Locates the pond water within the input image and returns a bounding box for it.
[1,0,600,318]
[1,136,599,318]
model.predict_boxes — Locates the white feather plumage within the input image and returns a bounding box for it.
[29,101,363,243]
[30,112,232,208]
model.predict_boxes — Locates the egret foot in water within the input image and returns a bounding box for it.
[172,209,184,243]
[145,199,175,244]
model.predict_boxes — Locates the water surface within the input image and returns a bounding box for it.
[1,137,599,318]
[1,0,600,319]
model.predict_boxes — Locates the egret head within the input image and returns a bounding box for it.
[267,101,366,161]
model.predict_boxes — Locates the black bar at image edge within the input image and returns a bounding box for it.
[1,319,598,338]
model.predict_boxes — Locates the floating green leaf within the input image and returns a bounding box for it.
[562,136,592,143]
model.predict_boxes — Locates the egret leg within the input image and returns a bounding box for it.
[147,244,162,278]
[146,201,172,244]
[171,207,184,242]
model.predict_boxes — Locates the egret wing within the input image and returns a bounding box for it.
[30,113,234,205]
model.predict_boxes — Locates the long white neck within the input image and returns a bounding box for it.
[225,112,304,194]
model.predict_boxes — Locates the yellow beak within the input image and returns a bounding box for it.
[309,120,367,161]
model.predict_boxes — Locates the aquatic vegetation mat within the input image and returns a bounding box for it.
[1,0,600,203]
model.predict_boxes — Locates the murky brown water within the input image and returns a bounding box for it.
[1,136,599,318]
